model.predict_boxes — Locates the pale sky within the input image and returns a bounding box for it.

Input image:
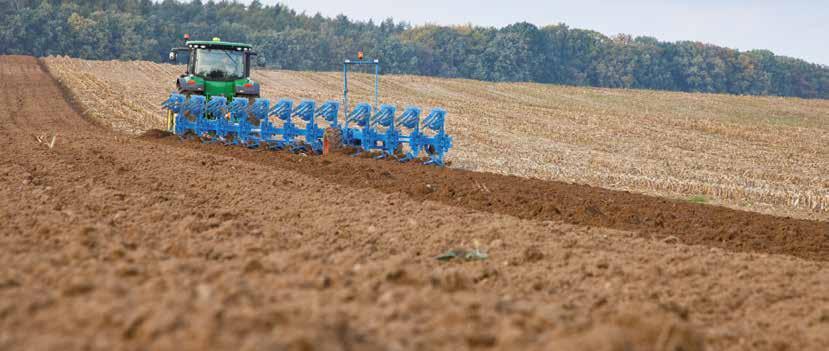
[250,0,829,65]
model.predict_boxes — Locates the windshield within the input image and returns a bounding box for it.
[194,48,245,81]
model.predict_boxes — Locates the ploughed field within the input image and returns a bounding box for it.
[0,55,828,350]
[43,56,829,220]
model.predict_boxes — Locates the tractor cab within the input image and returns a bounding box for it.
[169,36,261,100]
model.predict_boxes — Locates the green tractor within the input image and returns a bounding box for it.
[161,36,454,165]
[167,36,262,130]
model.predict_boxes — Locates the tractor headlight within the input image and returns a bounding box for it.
[178,77,204,92]
[235,82,259,95]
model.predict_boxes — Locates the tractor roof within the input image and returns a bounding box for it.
[186,40,253,50]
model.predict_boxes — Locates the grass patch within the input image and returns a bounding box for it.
[688,195,708,204]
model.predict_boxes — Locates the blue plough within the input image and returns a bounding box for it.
[162,57,453,166]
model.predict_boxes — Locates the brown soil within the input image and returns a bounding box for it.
[2,55,828,351]
[145,130,829,262]
[139,129,175,139]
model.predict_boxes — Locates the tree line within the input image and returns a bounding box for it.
[3,0,828,99]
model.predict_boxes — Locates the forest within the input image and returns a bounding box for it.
[3,0,828,99]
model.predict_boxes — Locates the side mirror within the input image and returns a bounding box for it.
[168,51,177,62]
